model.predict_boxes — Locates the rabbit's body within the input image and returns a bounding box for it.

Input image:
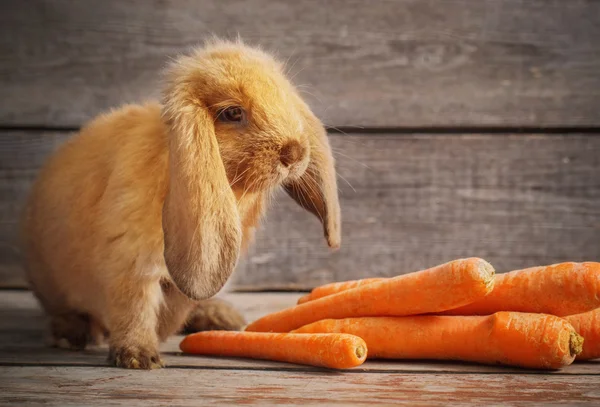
[23,104,187,358]
[22,41,340,369]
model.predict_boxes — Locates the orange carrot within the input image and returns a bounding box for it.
[300,262,600,313]
[246,258,495,333]
[298,278,385,304]
[443,262,600,316]
[293,312,583,369]
[566,308,600,360]
[179,331,367,369]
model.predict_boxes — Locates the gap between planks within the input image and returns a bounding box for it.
[1,362,599,376]
[3,125,600,134]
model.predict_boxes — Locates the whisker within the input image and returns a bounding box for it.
[284,54,301,78]
[229,162,242,186]
[229,166,252,187]
[239,172,260,202]
[301,178,326,224]
[318,103,336,120]
[325,124,352,137]
[281,47,297,75]
[298,171,325,211]
[297,89,323,104]
[331,149,372,170]
[288,179,310,211]
[288,67,306,83]
[295,181,321,222]
[326,124,366,130]
[327,134,385,152]
[336,171,356,192]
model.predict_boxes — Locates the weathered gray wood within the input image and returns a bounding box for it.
[240,133,600,288]
[1,291,599,374]
[1,131,599,289]
[1,0,599,127]
[3,345,599,375]
[1,366,600,406]
[0,131,67,288]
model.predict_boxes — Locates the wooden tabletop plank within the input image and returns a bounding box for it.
[1,366,599,406]
[1,0,599,127]
[2,131,599,289]
[1,290,599,375]
[2,342,599,376]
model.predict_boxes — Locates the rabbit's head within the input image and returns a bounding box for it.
[161,40,340,299]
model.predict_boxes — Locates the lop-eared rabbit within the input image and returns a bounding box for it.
[21,40,340,369]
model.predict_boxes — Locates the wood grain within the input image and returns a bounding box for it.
[0,131,67,288]
[240,133,600,289]
[2,366,600,406]
[1,131,599,289]
[1,290,599,374]
[1,0,599,127]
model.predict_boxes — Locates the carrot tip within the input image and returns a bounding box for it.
[570,332,584,357]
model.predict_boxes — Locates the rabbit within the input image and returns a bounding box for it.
[20,39,341,369]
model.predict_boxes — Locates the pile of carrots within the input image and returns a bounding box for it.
[180,259,600,370]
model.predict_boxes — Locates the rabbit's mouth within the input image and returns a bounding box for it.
[227,149,309,193]
[228,167,291,193]
[278,157,309,184]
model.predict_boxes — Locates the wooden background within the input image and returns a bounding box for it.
[1,0,599,290]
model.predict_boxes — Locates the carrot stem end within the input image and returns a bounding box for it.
[355,345,366,359]
[570,332,584,357]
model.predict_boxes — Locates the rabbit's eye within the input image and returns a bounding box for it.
[218,106,246,123]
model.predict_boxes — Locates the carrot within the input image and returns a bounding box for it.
[298,278,385,304]
[246,258,495,333]
[300,262,600,314]
[566,308,600,360]
[293,312,583,369]
[443,262,600,316]
[179,331,367,369]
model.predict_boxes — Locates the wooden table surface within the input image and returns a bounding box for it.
[1,290,599,406]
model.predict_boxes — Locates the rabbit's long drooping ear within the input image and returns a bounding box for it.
[285,112,341,249]
[161,74,242,301]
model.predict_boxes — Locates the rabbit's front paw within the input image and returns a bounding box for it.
[109,345,164,369]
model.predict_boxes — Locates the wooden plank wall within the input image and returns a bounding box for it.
[1,0,599,290]
[2,0,600,127]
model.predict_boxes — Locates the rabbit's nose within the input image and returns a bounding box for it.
[279,140,305,167]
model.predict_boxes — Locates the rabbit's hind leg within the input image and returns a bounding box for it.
[181,298,246,334]
[156,279,195,342]
[48,312,92,350]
